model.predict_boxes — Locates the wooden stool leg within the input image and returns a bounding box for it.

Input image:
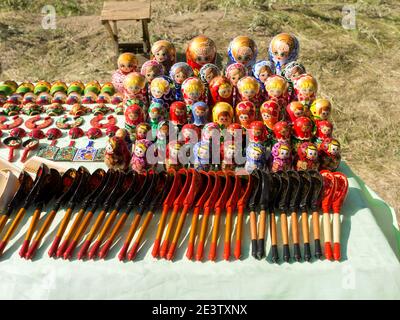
[142,19,150,55]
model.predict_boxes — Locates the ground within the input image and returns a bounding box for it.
[0,0,399,222]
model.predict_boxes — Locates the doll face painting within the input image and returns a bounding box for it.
[198,146,209,159]
[329,143,339,155]
[144,67,158,83]
[268,87,283,98]
[236,47,253,65]
[242,88,256,100]
[188,90,201,100]
[174,69,188,84]
[278,147,290,159]
[294,108,304,118]
[106,143,114,154]
[174,107,186,117]
[149,108,160,120]
[321,125,332,136]
[261,112,272,122]
[137,127,148,140]
[120,61,135,74]
[238,114,250,126]
[306,146,317,160]
[195,49,214,65]
[249,148,262,160]
[299,86,315,98]
[155,47,168,63]
[320,108,330,119]
[128,111,139,121]
[288,66,303,80]
[228,69,242,86]
[134,145,146,157]
[195,107,206,117]
[272,41,290,62]
[258,66,273,83]
[218,85,232,98]
[127,84,142,94]
[159,124,169,138]
[151,86,167,99]
[204,67,219,83]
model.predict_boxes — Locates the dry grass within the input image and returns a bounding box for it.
[0,0,399,221]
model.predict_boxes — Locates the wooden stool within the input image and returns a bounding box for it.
[101,0,151,62]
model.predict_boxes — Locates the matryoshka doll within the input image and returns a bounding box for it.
[169,62,194,101]
[248,121,267,146]
[155,120,170,160]
[199,63,220,105]
[225,63,247,107]
[227,36,258,74]
[181,77,205,119]
[245,142,266,173]
[313,120,333,147]
[148,101,165,138]
[221,141,240,171]
[212,102,234,129]
[286,101,306,124]
[281,61,306,102]
[186,35,217,75]
[270,141,292,172]
[193,141,211,171]
[310,98,331,122]
[292,116,313,151]
[235,101,255,130]
[237,76,261,108]
[293,74,318,108]
[151,40,176,73]
[112,53,139,93]
[130,139,153,173]
[209,76,233,106]
[124,103,145,141]
[123,72,147,107]
[141,60,165,103]
[201,122,220,143]
[227,123,245,157]
[136,122,152,141]
[181,123,201,144]
[169,101,188,129]
[252,60,275,100]
[318,138,341,171]
[264,75,289,110]
[260,100,280,138]
[150,76,175,110]
[166,140,183,170]
[268,33,300,75]
[273,120,291,144]
[295,142,319,171]
[191,101,209,127]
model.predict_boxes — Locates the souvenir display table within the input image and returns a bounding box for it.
[0,155,399,299]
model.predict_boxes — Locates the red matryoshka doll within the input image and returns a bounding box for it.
[186,35,217,75]
[273,120,291,144]
[199,63,221,105]
[237,76,261,107]
[135,122,152,141]
[264,75,289,109]
[141,60,165,102]
[169,101,188,128]
[293,74,318,108]
[181,77,205,108]
[209,76,233,106]
[310,98,331,122]
[286,101,306,124]
[314,120,333,147]
[201,122,220,142]
[235,101,255,130]
[248,121,267,145]
[123,72,147,106]
[295,142,319,171]
[169,62,194,101]
[270,141,292,172]
[151,40,176,73]
[225,63,247,107]
[166,140,183,170]
[112,53,139,93]
[260,100,280,134]
[130,139,153,173]
[226,122,245,153]
[212,102,234,129]
[124,103,145,139]
[318,138,341,171]
[227,36,258,74]
[268,33,300,75]
[181,124,201,144]
[292,116,313,151]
